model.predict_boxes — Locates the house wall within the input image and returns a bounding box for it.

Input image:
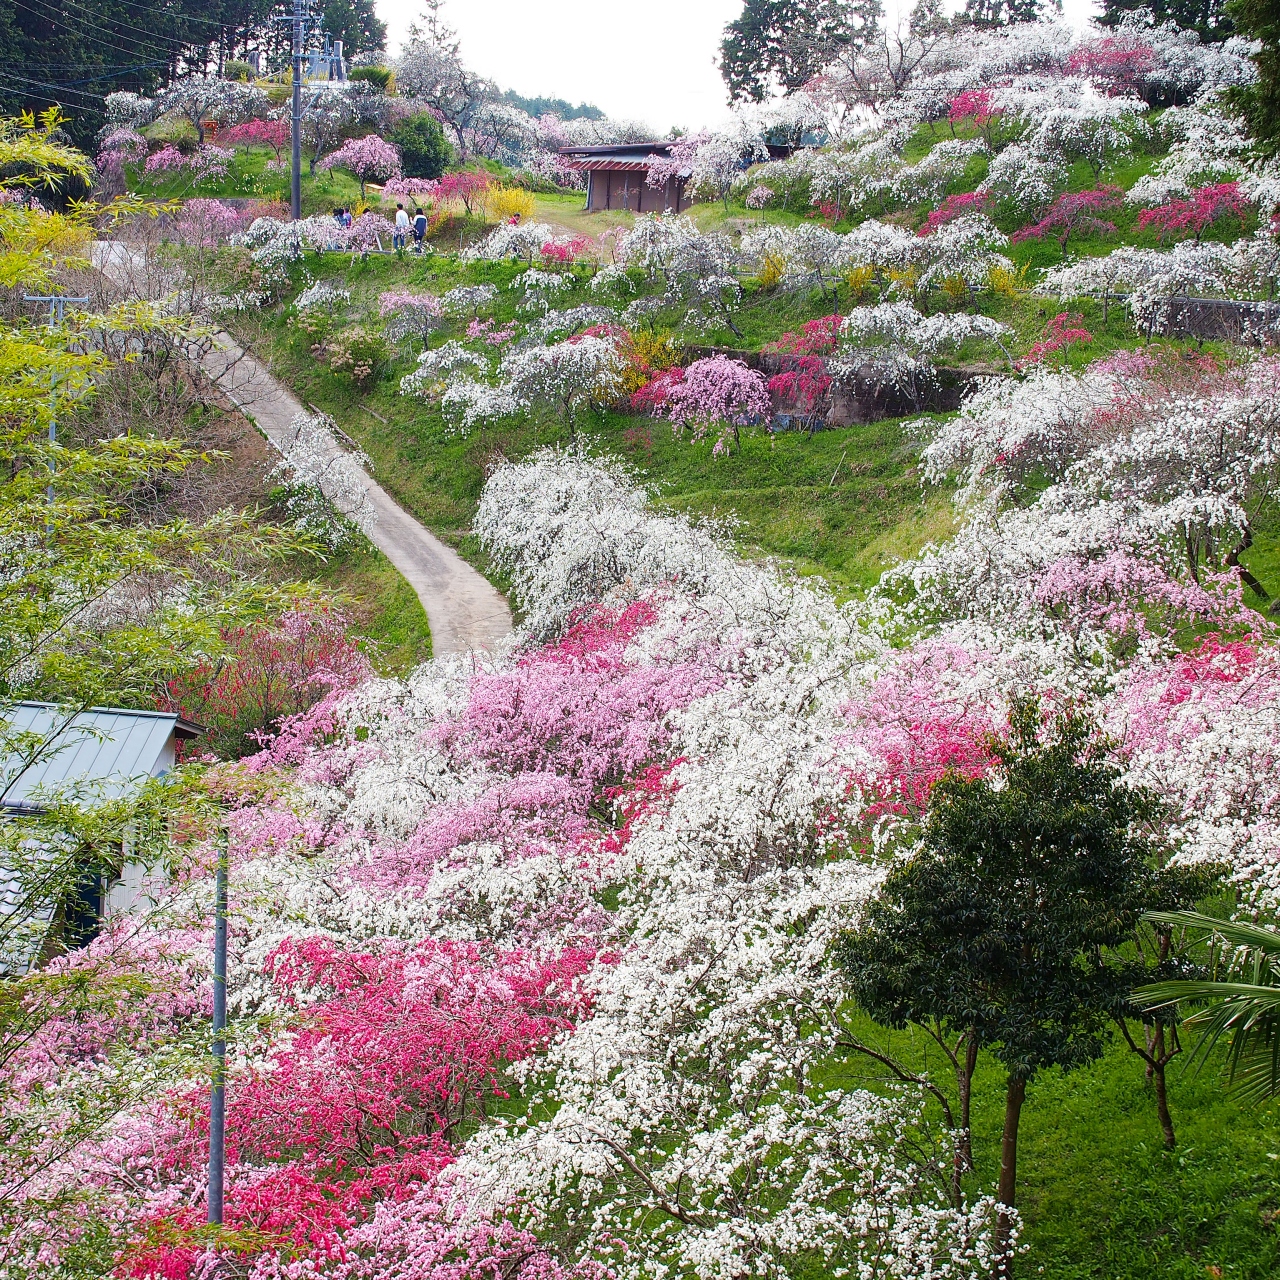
[584,171,689,213]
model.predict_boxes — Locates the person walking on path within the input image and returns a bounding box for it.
[412,207,428,253]
[394,203,410,252]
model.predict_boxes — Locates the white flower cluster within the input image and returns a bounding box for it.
[294,281,351,312]
[742,215,1009,299]
[834,302,1011,393]
[463,221,559,264]
[1041,236,1280,329]
[398,341,490,398]
[441,283,499,316]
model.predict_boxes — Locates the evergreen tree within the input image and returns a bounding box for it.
[838,700,1173,1277]
[960,0,1056,26]
[719,0,880,103]
[1100,0,1235,41]
[320,0,385,56]
[389,111,452,179]
[1228,0,1280,156]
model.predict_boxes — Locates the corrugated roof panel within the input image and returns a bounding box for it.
[2,703,181,811]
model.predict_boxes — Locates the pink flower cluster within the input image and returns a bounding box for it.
[541,236,592,265]
[1137,182,1252,244]
[660,355,771,455]
[174,197,243,247]
[144,144,234,182]
[1020,311,1093,368]
[918,191,993,237]
[1065,36,1156,96]
[466,317,517,345]
[1011,185,1124,250]
[220,117,289,160]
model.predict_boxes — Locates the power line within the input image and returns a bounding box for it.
[39,0,225,54]
[0,72,113,107]
[11,0,201,63]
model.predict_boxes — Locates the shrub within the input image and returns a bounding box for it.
[349,65,394,91]
[491,186,536,221]
[162,601,370,759]
[388,112,451,179]
[222,60,253,83]
[1137,183,1252,244]
[619,329,682,396]
[1011,186,1125,252]
[317,326,386,388]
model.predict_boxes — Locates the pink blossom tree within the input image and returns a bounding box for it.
[221,117,290,162]
[319,135,402,199]
[1137,182,1252,244]
[660,355,771,455]
[1066,36,1156,97]
[1011,185,1125,254]
[174,198,242,247]
[918,191,994,237]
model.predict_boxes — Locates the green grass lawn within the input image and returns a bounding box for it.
[306,539,432,672]
[833,991,1280,1280]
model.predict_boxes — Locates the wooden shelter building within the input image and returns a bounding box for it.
[560,143,692,214]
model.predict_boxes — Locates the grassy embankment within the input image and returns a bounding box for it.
[214,126,1280,1276]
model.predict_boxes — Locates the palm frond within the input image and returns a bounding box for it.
[1135,912,1280,1104]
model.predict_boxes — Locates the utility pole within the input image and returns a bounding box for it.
[24,293,88,518]
[208,832,228,1227]
[291,0,303,221]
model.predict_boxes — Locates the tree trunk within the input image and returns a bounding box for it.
[956,1033,978,1173]
[995,1074,1026,1280]
[1227,526,1270,602]
[1150,1023,1176,1150]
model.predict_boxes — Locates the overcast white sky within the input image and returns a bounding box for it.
[374,0,1103,135]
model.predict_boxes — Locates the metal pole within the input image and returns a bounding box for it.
[23,294,88,522]
[208,833,228,1226]
[291,0,303,221]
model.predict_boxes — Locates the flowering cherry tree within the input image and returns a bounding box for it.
[320,135,402,199]
[221,117,289,161]
[151,75,270,145]
[1137,182,1252,244]
[659,354,770,455]
[379,291,447,345]
[1011,185,1125,253]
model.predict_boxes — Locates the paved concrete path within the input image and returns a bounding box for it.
[92,243,512,656]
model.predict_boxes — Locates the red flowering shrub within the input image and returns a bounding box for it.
[119,936,594,1278]
[1021,312,1094,368]
[764,314,841,357]
[541,235,593,264]
[162,601,370,759]
[1011,186,1124,251]
[918,190,994,237]
[1066,36,1155,96]
[1137,182,1252,243]
[767,356,832,413]
[630,364,685,413]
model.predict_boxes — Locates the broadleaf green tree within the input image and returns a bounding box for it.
[1228,0,1280,155]
[838,699,1171,1276]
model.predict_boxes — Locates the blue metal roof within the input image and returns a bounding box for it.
[1,702,203,813]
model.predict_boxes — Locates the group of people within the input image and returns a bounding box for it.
[393,203,429,253]
[328,204,430,254]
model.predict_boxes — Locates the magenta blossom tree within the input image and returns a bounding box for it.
[221,117,290,162]
[1011,186,1125,254]
[661,355,771,456]
[1138,183,1253,244]
[174,198,243,247]
[320,135,402,199]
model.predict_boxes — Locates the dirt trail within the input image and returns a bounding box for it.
[92,242,512,656]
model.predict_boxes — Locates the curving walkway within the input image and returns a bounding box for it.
[92,243,512,656]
